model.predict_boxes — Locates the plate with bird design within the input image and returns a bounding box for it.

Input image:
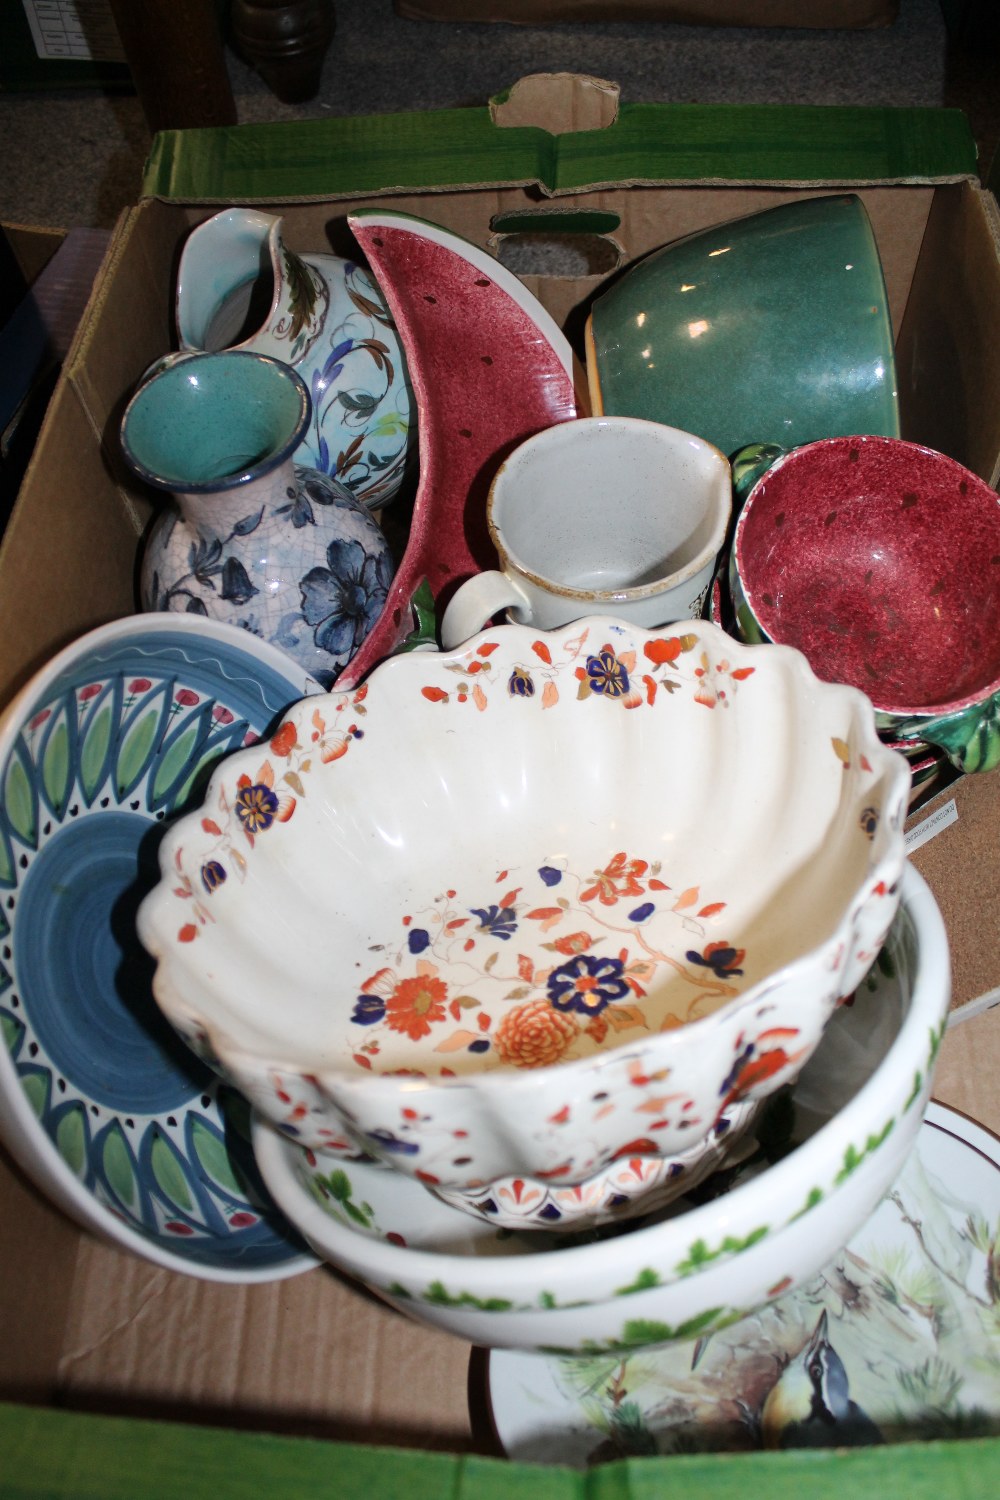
[482,1100,1000,1464]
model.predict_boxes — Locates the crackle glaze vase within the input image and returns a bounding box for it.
[175,206,417,510]
[121,350,396,689]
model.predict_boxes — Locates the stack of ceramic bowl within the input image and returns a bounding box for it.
[132,615,950,1351]
[249,860,947,1354]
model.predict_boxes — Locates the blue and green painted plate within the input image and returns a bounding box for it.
[0,613,321,1279]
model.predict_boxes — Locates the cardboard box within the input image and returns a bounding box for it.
[1,74,1000,1492]
[394,0,900,28]
[0,223,111,539]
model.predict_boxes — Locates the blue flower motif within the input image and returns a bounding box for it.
[235,782,279,834]
[366,1128,419,1156]
[470,904,518,941]
[508,667,534,697]
[585,648,630,698]
[547,954,631,1016]
[687,942,745,979]
[351,994,385,1026]
[201,860,227,893]
[538,865,562,887]
[407,928,431,954]
[219,554,259,604]
[280,472,365,527]
[275,481,316,529]
[299,538,394,664]
[301,472,359,510]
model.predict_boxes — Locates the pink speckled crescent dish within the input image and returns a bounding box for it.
[336,210,579,687]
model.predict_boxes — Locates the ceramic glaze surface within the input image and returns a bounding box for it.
[487,1104,1000,1460]
[0,615,321,1279]
[587,194,899,462]
[432,1097,759,1231]
[730,434,1000,772]
[440,416,731,647]
[140,616,908,1192]
[123,352,396,691]
[176,207,416,509]
[249,865,950,1351]
[707,562,947,808]
[337,210,579,686]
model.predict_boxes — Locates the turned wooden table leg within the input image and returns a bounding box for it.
[230,0,335,103]
[107,0,237,132]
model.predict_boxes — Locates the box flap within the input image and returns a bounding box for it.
[140,75,979,205]
[3,1400,1000,1496]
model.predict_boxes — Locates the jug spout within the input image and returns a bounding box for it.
[173,205,417,510]
[176,207,328,367]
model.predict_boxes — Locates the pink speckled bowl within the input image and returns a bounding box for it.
[729,435,1000,773]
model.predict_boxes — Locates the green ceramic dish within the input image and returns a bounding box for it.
[585,194,899,462]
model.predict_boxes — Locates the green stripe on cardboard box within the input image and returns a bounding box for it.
[142,100,978,204]
[1,1401,999,1499]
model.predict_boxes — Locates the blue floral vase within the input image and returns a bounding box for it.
[122,350,396,689]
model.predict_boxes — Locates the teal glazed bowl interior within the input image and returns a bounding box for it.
[585,194,899,461]
[120,350,310,490]
[729,434,1000,773]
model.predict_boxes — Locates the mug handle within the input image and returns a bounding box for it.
[440,571,530,650]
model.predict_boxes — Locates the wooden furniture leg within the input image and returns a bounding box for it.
[230,0,335,103]
[106,0,237,132]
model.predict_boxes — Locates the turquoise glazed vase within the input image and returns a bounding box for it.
[122,350,395,689]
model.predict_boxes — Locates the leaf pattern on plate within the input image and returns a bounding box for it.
[0,634,317,1271]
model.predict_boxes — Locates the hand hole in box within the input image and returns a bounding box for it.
[495,232,620,279]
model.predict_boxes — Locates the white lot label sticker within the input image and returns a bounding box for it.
[905,797,958,854]
[21,0,124,62]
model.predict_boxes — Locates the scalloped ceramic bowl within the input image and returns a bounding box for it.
[433,1095,759,1231]
[250,865,950,1353]
[137,616,909,1210]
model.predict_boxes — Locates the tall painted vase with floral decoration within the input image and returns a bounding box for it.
[175,206,417,511]
[121,350,396,690]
